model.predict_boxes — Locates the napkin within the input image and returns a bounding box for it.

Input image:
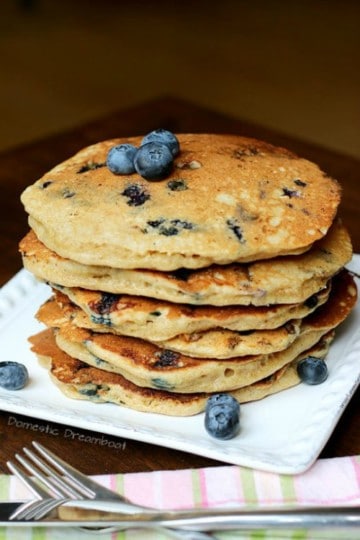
[0,455,359,539]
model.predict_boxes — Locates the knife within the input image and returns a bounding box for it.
[1,501,360,530]
[0,502,215,539]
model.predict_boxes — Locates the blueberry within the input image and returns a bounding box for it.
[153,349,180,368]
[0,361,29,390]
[297,356,328,385]
[227,218,245,243]
[79,384,99,396]
[167,179,188,191]
[106,144,137,175]
[206,393,239,409]
[304,293,319,309]
[282,187,300,198]
[141,129,180,157]
[134,142,173,180]
[40,180,53,189]
[121,184,150,206]
[89,292,118,315]
[77,162,105,174]
[205,394,240,440]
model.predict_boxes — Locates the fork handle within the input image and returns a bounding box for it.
[62,503,360,530]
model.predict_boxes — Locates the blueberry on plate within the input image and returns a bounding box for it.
[134,142,173,180]
[297,356,328,385]
[141,129,180,157]
[205,393,240,440]
[206,393,239,409]
[0,361,29,390]
[106,144,137,175]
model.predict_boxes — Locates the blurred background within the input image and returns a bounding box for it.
[1,0,359,157]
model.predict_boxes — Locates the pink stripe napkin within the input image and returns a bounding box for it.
[1,455,359,539]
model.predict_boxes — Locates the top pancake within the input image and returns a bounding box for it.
[20,134,341,270]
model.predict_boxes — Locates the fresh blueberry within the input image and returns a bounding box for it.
[205,394,240,440]
[206,393,239,409]
[0,361,29,390]
[141,129,180,157]
[106,144,137,175]
[297,356,328,385]
[134,142,173,180]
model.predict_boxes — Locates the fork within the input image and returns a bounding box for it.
[7,441,214,539]
[7,443,360,535]
[7,441,145,520]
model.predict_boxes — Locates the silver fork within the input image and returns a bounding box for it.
[7,441,214,539]
[7,441,144,521]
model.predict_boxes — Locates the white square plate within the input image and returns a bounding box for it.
[0,257,359,474]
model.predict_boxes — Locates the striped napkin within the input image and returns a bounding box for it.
[1,456,359,539]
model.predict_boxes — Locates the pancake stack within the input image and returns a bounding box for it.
[19,134,357,416]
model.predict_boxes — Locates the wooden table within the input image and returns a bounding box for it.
[0,97,359,475]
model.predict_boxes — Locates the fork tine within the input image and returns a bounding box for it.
[10,498,67,521]
[9,500,43,521]
[14,451,79,499]
[6,459,64,521]
[6,460,49,500]
[32,441,123,500]
[21,447,81,499]
[22,499,65,521]
[8,440,146,522]
[7,451,73,522]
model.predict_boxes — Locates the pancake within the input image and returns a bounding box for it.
[20,134,340,271]
[50,282,331,340]
[38,296,304,358]
[29,329,334,416]
[19,218,351,305]
[36,270,357,393]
